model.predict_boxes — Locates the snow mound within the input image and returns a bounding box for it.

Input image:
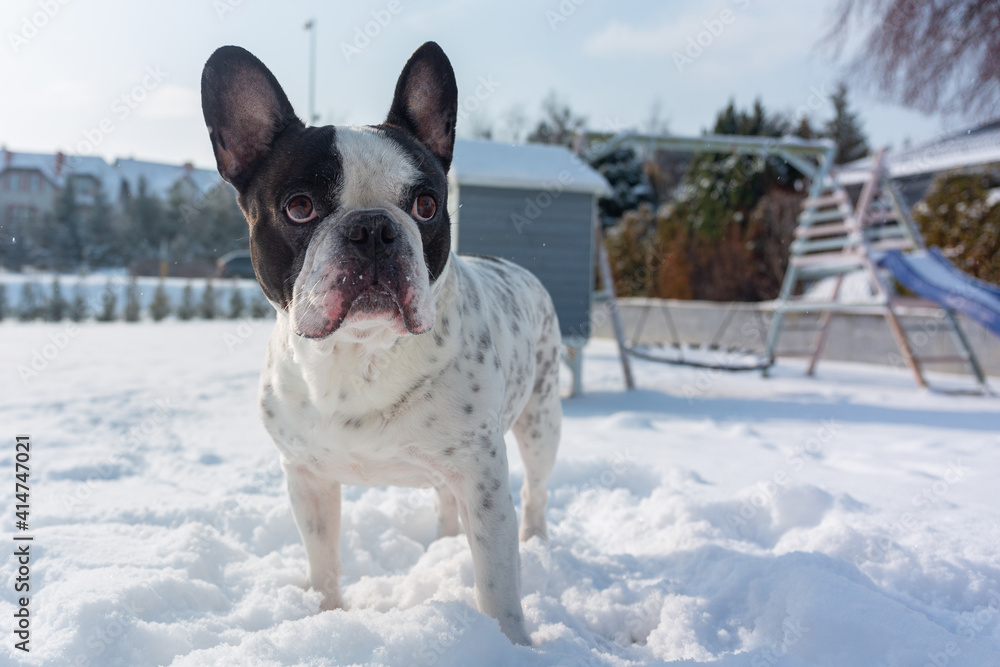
[1,324,998,665]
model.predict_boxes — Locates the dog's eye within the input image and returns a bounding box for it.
[412,194,436,221]
[286,195,317,223]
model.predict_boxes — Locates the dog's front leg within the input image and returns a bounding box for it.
[457,434,530,646]
[285,464,344,611]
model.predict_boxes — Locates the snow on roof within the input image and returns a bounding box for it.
[837,120,1000,185]
[114,158,223,200]
[449,138,610,195]
[0,149,224,202]
[0,149,120,200]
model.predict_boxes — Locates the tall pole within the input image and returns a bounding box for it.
[304,19,317,125]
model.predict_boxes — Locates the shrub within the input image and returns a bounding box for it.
[228,284,246,319]
[69,281,89,322]
[48,277,68,321]
[200,280,217,320]
[124,276,141,322]
[913,172,1000,286]
[96,279,118,322]
[177,283,196,321]
[150,282,172,321]
[18,283,41,321]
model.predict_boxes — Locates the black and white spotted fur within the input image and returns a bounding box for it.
[201,42,561,645]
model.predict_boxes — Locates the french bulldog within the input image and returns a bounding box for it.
[201,42,562,645]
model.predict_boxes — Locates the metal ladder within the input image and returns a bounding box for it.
[765,150,987,391]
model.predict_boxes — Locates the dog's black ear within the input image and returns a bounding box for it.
[386,42,458,172]
[201,46,302,190]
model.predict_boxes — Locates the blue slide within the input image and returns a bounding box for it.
[878,248,1000,337]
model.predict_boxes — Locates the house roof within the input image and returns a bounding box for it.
[837,120,1000,185]
[113,158,223,200]
[0,149,119,198]
[449,139,611,195]
[0,148,225,202]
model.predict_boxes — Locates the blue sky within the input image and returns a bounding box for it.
[1,0,964,170]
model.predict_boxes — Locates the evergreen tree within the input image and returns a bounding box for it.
[18,282,41,321]
[200,280,217,319]
[590,147,656,228]
[125,177,169,260]
[150,282,172,321]
[680,99,793,240]
[30,179,81,269]
[794,116,817,140]
[80,183,118,269]
[124,276,141,322]
[177,282,196,320]
[97,279,118,322]
[0,284,6,321]
[228,284,246,319]
[48,277,68,321]
[69,280,89,322]
[824,83,870,164]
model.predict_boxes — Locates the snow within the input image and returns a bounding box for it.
[0,273,267,316]
[450,139,611,195]
[1,321,999,666]
[837,122,1000,185]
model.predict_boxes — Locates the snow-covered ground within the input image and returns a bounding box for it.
[1,321,999,666]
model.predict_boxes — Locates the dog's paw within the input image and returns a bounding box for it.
[319,594,345,612]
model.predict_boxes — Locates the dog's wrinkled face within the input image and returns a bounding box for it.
[200,43,457,339]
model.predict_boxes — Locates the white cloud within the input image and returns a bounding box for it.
[138,84,200,120]
[585,20,690,56]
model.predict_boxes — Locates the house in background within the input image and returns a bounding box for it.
[0,150,116,229]
[0,148,223,229]
[112,157,223,205]
[837,119,1000,206]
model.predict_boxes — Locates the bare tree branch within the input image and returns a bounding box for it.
[823,0,1000,121]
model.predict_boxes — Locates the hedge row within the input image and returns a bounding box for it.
[0,278,273,323]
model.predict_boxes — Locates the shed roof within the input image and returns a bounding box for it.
[450,139,610,195]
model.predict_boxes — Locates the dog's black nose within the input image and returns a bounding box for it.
[345,212,397,258]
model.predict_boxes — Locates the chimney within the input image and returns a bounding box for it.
[54,151,65,176]
[183,161,194,173]
[4,150,11,168]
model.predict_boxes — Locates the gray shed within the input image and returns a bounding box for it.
[448,139,611,394]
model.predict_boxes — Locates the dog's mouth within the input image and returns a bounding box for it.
[293,279,432,340]
[343,284,403,323]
